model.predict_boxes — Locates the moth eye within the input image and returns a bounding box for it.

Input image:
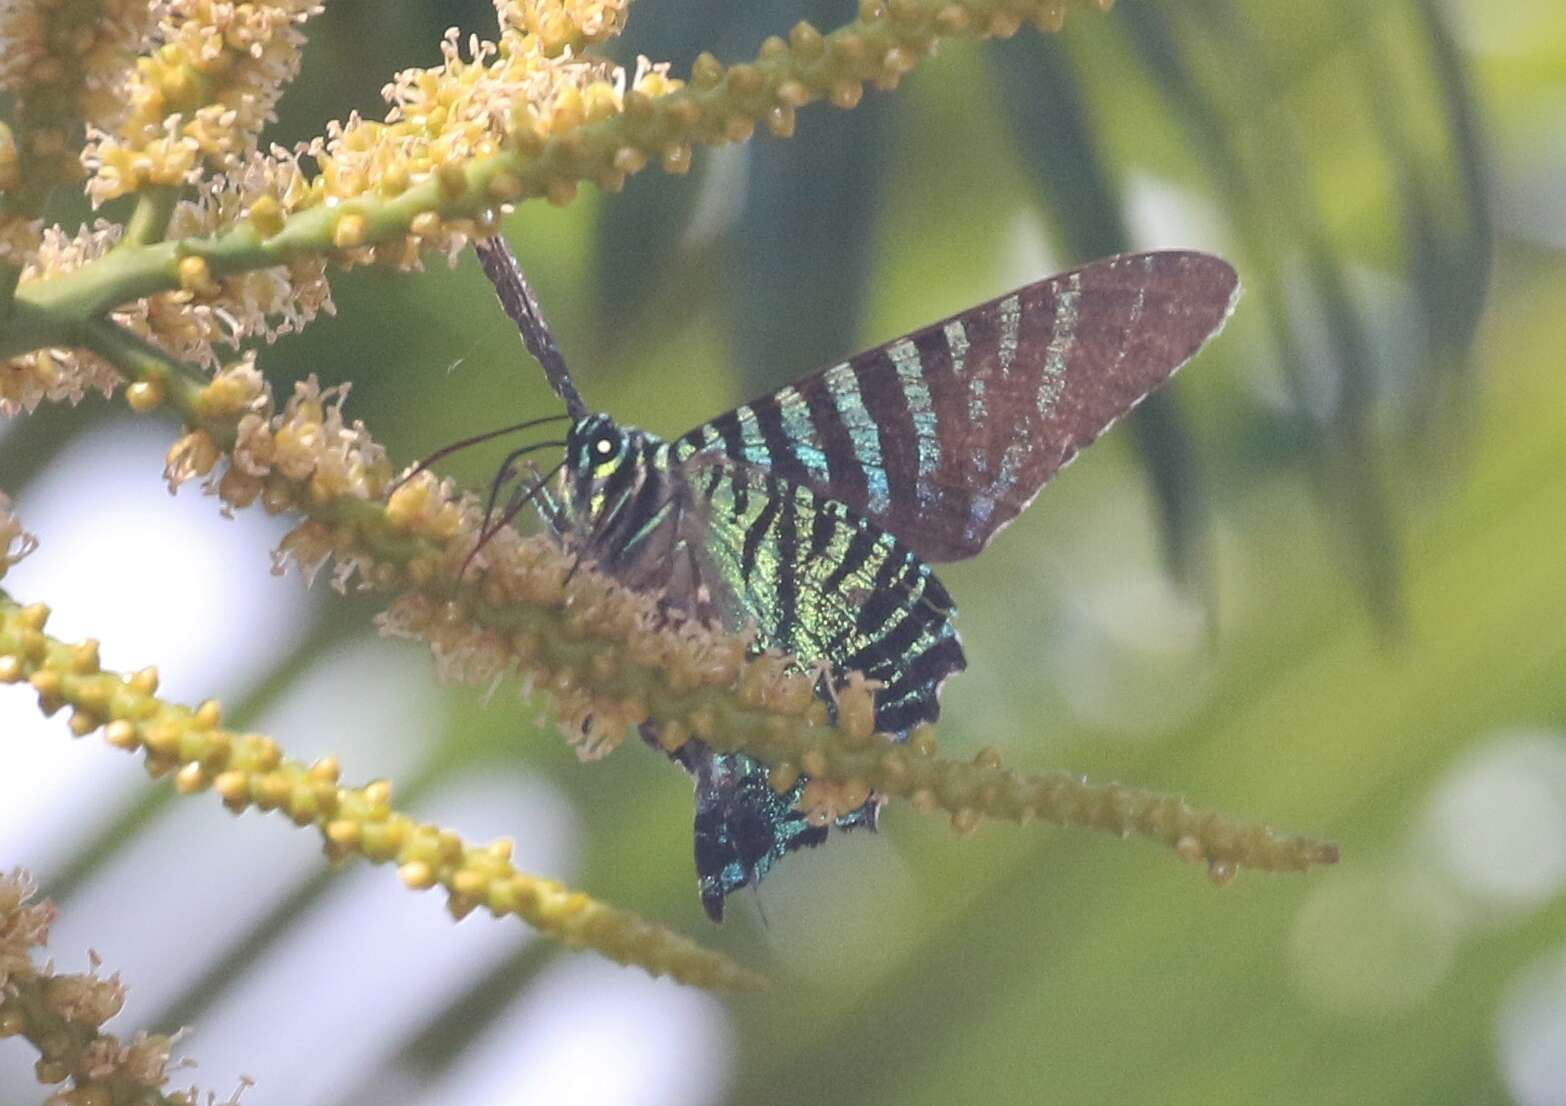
[594,436,614,456]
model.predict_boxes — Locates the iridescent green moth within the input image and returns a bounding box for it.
[466,238,1239,921]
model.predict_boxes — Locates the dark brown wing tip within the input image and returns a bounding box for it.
[1145,249,1243,329]
[1115,251,1245,356]
[1183,250,1242,319]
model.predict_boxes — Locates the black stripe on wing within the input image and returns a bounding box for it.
[682,251,1240,563]
[653,457,968,921]
[678,454,966,736]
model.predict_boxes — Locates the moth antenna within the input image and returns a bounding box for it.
[461,458,569,579]
[390,415,571,495]
[473,438,568,543]
[473,237,589,421]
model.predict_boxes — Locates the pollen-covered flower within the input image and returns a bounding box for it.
[1,222,124,413]
[153,0,320,153]
[0,494,39,579]
[0,0,161,118]
[83,114,202,199]
[496,0,632,54]
[2,170,333,419]
[176,374,392,586]
[0,869,53,988]
[0,218,236,415]
[84,0,322,203]
[0,0,162,207]
[292,24,634,267]
[79,1030,181,1089]
[169,166,335,342]
[38,960,128,1028]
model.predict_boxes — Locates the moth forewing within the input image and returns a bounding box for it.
[689,250,1240,563]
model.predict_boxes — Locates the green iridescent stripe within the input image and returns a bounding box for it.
[822,363,890,516]
[774,384,831,484]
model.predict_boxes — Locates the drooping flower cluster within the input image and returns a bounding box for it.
[162,161,336,343]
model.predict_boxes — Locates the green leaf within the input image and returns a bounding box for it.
[1119,0,1405,630]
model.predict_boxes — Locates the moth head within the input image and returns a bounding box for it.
[564,413,638,521]
[568,413,627,473]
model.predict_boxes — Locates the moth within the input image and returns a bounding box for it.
[459,238,1239,921]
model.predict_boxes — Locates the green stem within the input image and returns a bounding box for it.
[0,162,487,359]
[120,186,181,248]
[75,317,224,438]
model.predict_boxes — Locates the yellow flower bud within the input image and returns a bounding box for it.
[830,80,864,110]
[332,213,367,249]
[660,144,691,175]
[125,379,165,412]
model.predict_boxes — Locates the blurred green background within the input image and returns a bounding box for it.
[5,0,1566,1103]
